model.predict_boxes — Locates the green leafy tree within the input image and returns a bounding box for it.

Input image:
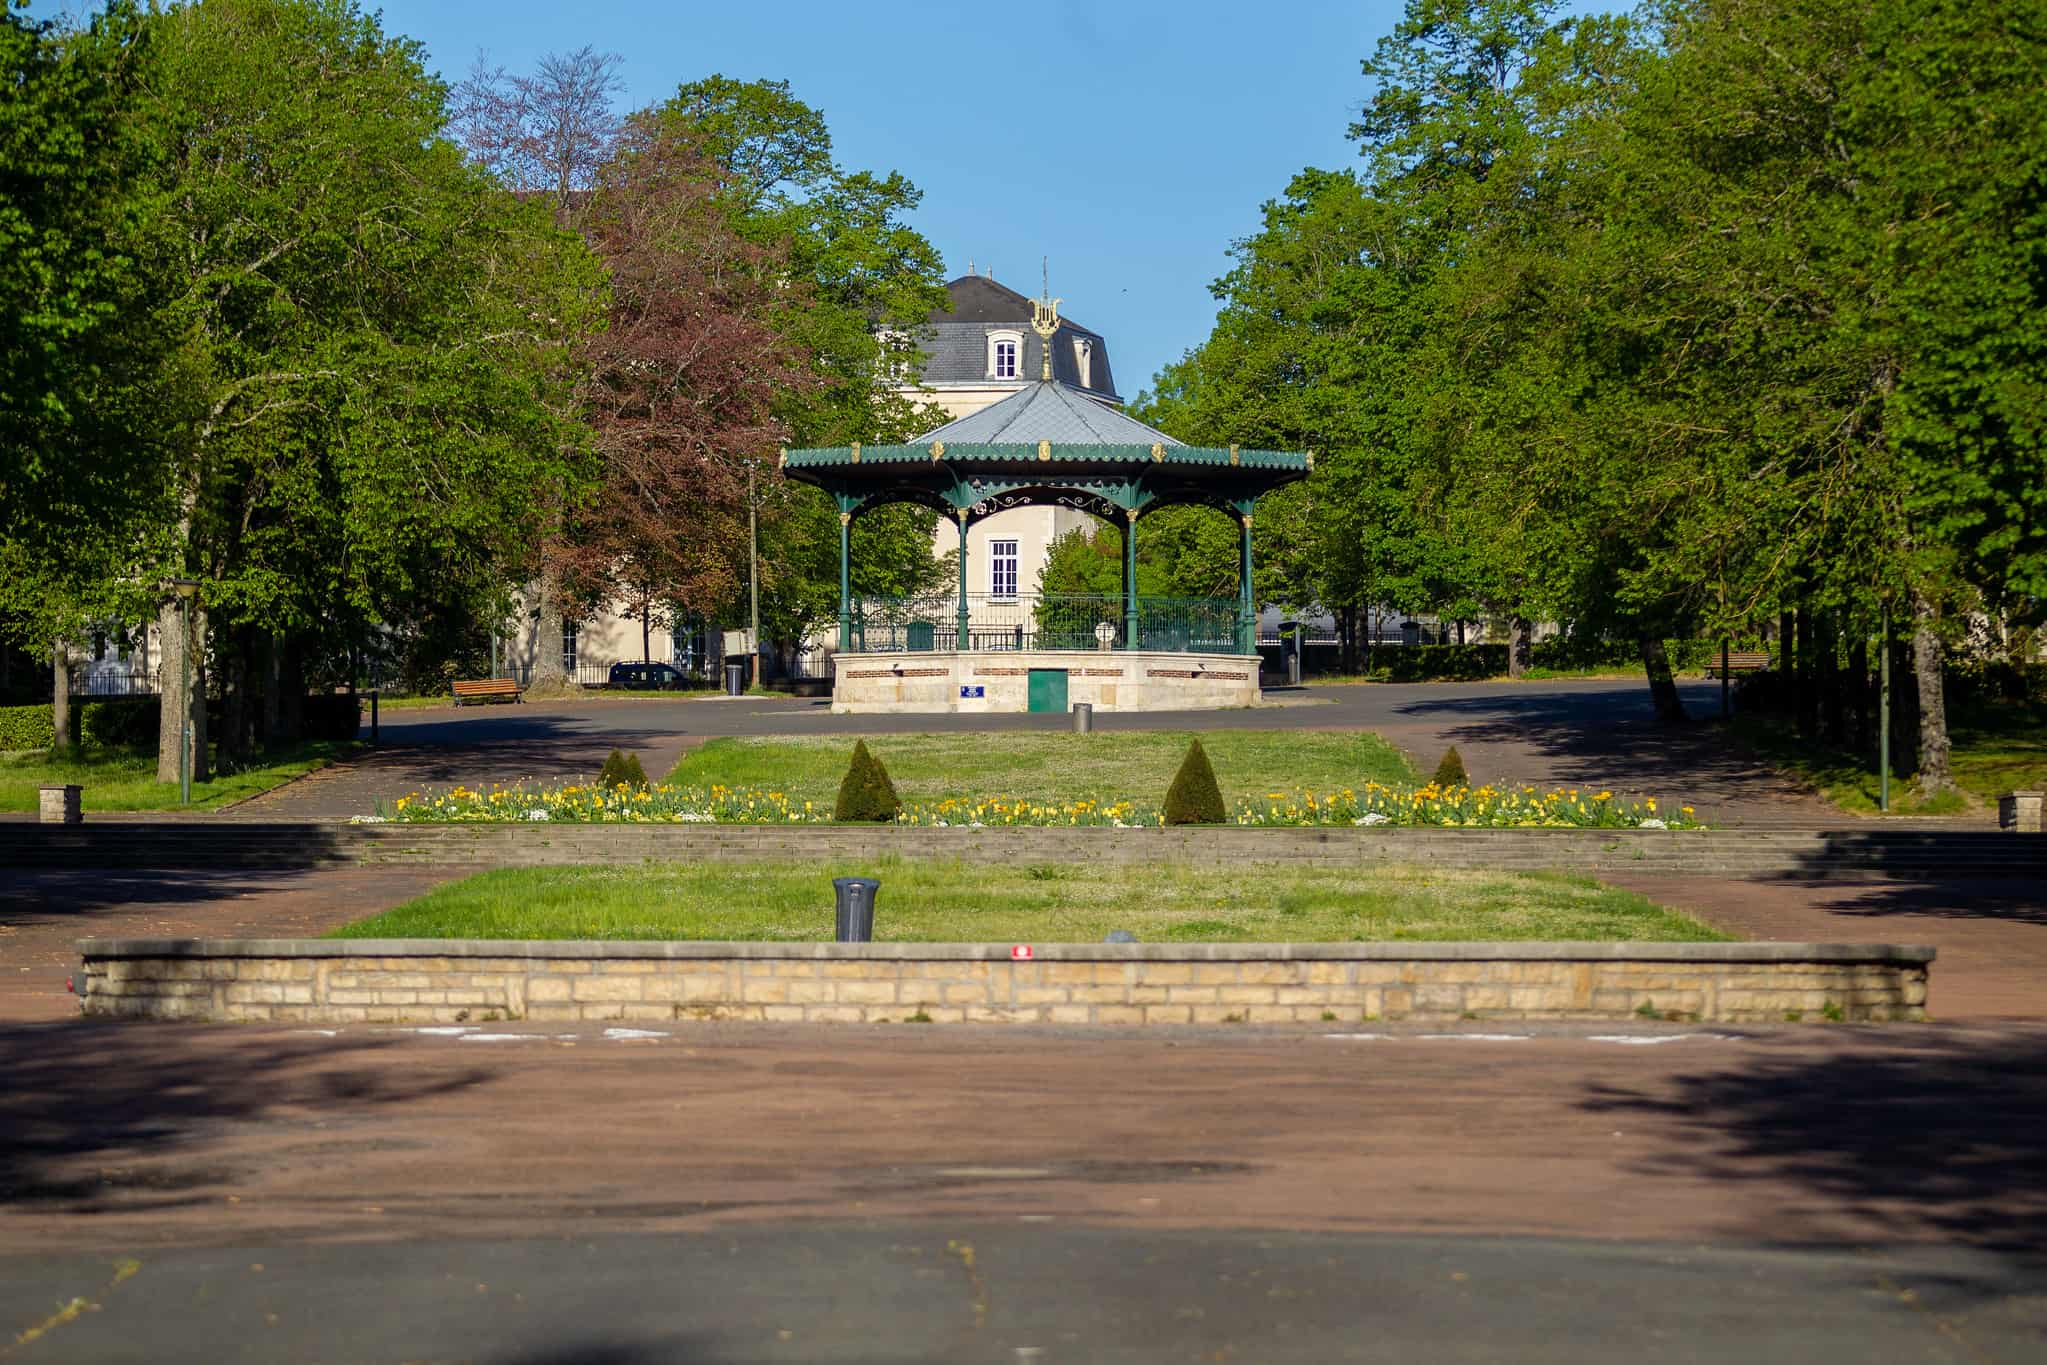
[133,0,601,774]
[654,76,954,644]
[0,4,173,742]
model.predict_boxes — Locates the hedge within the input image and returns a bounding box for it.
[0,694,358,752]
[1373,644,1508,682]
[0,704,56,750]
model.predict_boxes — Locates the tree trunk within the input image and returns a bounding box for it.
[1848,636,1869,755]
[1889,633,1919,779]
[1795,606,1817,737]
[155,600,186,783]
[51,640,71,754]
[1507,618,1532,678]
[642,602,651,664]
[260,631,282,750]
[528,570,576,696]
[278,638,304,744]
[1639,636,1688,723]
[1911,592,1952,797]
[220,626,250,765]
[1819,613,1843,745]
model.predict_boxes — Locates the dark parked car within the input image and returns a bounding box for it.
[607,662,690,691]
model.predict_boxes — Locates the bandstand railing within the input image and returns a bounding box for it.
[849,593,1245,653]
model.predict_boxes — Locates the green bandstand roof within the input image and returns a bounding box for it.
[781,377,1310,525]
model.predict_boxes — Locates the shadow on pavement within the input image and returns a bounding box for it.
[1581,1029,2047,1263]
[1771,871,2047,926]
[0,866,329,923]
[1393,688,1801,806]
[0,1024,491,1209]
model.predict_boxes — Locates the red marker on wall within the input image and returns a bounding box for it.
[1010,945,1034,960]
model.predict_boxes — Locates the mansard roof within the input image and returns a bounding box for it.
[913,275,1119,400]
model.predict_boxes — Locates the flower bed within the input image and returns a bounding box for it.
[364,780,1698,829]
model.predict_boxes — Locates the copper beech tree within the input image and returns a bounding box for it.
[553,121,817,665]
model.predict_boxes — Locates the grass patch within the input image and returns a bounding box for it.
[1733,704,2047,815]
[666,730,1417,809]
[0,741,355,813]
[332,858,1728,943]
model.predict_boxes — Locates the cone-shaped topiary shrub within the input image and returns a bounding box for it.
[1432,745,1468,788]
[834,738,902,822]
[598,748,649,789]
[1163,738,1227,825]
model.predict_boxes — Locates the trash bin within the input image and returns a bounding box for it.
[906,621,935,651]
[1072,702,1093,733]
[832,876,880,943]
[724,662,746,696]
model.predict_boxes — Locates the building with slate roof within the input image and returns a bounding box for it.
[903,274,1128,620]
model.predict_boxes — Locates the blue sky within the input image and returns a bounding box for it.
[374,0,1407,395]
[42,0,1410,394]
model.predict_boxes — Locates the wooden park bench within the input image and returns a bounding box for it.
[1704,651,1771,678]
[450,677,523,706]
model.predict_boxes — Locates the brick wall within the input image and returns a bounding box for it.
[79,941,1931,1026]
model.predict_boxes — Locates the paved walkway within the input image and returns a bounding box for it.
[239,679,1857,825]
[2,1018,2042,1360]
[0,868,456,1023]
[1605,874,2047,1021]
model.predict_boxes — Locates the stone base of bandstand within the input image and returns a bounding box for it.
[830,649,1262,714]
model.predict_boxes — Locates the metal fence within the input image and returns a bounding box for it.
[68,674,158,697]
[849,593,1242,653]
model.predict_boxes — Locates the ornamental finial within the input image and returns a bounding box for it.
[1030,294,1062,382]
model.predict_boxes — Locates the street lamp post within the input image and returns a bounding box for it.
[168,578,200,804]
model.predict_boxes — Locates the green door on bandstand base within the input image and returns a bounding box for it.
[1026,669,1069,714]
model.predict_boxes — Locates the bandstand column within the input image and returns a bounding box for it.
[955,511,969,650]
[1123,509,1139,650]
[1239,511,1255,655]
[837,509,852,650]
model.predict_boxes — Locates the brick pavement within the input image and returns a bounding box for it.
[0,867,457,1023]
[1604,873,2045,1021]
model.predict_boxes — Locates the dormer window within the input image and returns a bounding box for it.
[988,330,1023,380]
[1073,337,1093,389]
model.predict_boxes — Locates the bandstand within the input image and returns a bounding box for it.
[782,302,1311,713]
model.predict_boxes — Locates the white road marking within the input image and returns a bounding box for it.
[602,1027,669,1040]
[457,1033,543,1043]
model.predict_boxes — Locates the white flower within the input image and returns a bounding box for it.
[348,814,388,824]
[526,809,551,821]
[1638,817,1668,830]
[677,812,714,823]
[1355,812,1391,827]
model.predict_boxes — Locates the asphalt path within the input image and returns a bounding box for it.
[240,679,1841,823]
[11,1226,2039,1363]
[4,1021,2043,1362]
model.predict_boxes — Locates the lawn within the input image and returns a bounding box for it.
[665,730,1418,809]
[0,741,355,813]
[332,858,1728,944]
[1735,701,2047,816]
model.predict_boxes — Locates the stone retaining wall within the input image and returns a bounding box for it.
[13,823,2043,877]
[830,649,1261,714]
[78,940,1932,1026]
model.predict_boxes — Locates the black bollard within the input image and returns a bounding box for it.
[832,876,880,943]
